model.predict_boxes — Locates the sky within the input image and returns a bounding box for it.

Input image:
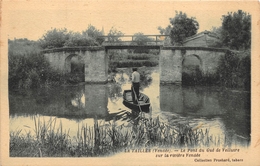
[3,1,256,41]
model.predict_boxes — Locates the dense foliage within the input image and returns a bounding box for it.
[207,10,251,90]
[38,28,70,49]
[39,25,104,49]
[170,11,199,45]
[158,11,199,46]
[220,10,251,50]
[63,32,99,47]
[210,10,251,50]
[8,39,75,90]
[217,50,250,90]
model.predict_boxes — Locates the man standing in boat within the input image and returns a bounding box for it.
[131,67,140,104]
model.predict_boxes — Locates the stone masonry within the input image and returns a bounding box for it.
[159,47,227,84]
[43,46,228,84]
[43,47,108,83]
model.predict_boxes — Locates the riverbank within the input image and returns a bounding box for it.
[10,115,226,157]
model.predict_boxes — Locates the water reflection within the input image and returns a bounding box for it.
[160,85,183,114]
[9,68,250,147]
[108,83,122,103]
[160,85,228,117]
[159,85,250,146]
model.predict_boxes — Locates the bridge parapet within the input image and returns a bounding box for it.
[102,41,164,46]
[161,46,230,52]
[41,46,230,54]
[41,46,104,54]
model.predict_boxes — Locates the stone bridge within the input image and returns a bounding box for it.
[42,46,229,84]
[160,46,228,84]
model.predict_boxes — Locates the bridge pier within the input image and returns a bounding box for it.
[84,49,108,83]
[159,48,182,84]
[43,47,108,84]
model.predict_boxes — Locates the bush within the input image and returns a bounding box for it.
[64,32,99,47]
[217,50,250,90]
[8,52,52,90]
[8,48,69,90]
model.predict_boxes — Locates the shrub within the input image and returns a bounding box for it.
[8,50,70,89]
[217,50,250,90]
[8,52,51,90]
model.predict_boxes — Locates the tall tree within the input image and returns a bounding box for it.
[220,10,251,50]
[169,11,199,45]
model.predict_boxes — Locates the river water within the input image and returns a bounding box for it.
[9,67,250,147]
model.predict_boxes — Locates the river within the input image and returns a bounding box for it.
[9,67,250,147]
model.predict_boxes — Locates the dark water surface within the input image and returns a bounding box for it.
[9,68,250,147]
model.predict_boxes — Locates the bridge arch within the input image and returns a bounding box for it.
[159,47,228,84]
[182,54,203,71]
[182,54,203,84]
[64,54,84,73]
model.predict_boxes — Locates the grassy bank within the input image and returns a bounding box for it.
[10,115,228,157]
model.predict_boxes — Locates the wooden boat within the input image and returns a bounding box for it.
[122,90,150,113]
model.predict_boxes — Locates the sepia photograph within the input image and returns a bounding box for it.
[1,0,260,165]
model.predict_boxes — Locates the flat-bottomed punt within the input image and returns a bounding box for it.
[122,90,150,113]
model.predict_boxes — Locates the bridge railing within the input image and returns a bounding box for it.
[99,35,169,46]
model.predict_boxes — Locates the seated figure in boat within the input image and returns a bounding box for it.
[131,67,140,104]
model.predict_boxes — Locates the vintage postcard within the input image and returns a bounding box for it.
[1,0,260,165]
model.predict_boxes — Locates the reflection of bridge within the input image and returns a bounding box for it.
[42,35,229,84]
